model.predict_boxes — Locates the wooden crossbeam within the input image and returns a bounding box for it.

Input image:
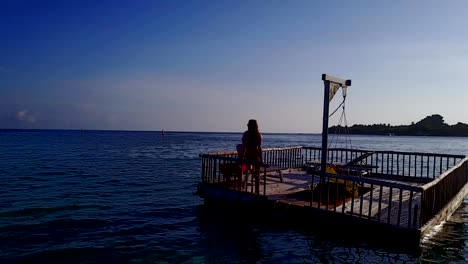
[322,74,351,87]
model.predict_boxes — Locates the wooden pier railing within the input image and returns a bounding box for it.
[199,154,269,195]
[262,146,303,169]
[302,147,465,180]
[200,146,303,195]
[419,158,468,226]
[309,172,423,229]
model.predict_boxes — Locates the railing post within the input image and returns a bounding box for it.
[201,157,205,182]
[413,204,419,228]
[419,192,425,227]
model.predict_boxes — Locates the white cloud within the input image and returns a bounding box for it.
[16,109,36,123]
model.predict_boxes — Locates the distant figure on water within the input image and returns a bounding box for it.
[240,119,263,194]
[161,129,165,136]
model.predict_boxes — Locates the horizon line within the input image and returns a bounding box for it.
[0,128,322,135]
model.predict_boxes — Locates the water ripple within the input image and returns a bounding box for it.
[1,130,468,263]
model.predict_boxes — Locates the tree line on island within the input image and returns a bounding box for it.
[329,114,468,137]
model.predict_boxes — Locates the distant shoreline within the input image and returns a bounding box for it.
[329,114,468,137]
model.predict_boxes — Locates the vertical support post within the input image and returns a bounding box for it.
[320,80,331,186]
[317,74,350,199]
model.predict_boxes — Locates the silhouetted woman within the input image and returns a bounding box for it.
[242,119,263,194]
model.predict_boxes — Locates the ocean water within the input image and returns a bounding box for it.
[1,130,468,263]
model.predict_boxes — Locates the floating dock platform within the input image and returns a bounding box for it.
[197,146,468,246]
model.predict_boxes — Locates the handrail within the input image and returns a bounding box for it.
[199,154,270,168]
[302,146,465,159]
[419,158,468,225]
[206,146,304,156]
[421,157,468,190]
[263,146,303,151]
[208,146,465,159]
[205,151,238,156]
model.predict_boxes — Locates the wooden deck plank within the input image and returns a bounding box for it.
[335,185,421,228]
[261,170,423,229]
[264,170,314,198]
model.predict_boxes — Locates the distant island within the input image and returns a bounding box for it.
[329,114,468,137]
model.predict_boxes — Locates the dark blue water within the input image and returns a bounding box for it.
[1,130,468,263]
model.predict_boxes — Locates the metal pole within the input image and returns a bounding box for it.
[320,80,330,186]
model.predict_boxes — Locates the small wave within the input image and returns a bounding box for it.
[35,172,67,176]
[137,207,193,218]
[17,176,50,183]
[97,179,121,184]
[15,246,117,264]
[0,205,110,218]
[78,174,99,177]
[0,218,114,234]
[45,218,114,229]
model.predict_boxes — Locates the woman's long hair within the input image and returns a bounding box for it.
[247,119,261,144]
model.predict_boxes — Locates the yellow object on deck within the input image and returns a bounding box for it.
[326,165,360,197]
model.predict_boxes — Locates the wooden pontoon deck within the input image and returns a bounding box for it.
[198,146,468,243]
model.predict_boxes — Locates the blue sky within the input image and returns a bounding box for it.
[1,0,468,132]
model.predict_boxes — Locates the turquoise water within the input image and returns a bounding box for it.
[1,130,468,263]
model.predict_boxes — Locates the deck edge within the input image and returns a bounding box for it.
[419,182,468,238]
